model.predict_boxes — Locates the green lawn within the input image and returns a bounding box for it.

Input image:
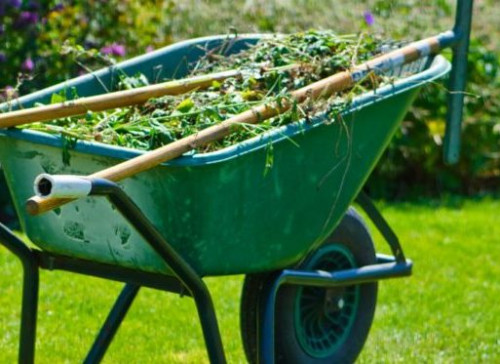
[0,197,499,363]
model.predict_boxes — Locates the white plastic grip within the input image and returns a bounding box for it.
[34,174,92,199]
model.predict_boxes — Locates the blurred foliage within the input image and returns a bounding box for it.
[365,1,500,198]
[0,0,175,97]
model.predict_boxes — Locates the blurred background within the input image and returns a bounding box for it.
[0,0,498,217]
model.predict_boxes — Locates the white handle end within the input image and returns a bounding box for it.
[34,174,92,199]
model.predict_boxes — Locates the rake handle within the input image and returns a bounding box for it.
[0,70,243,128]
[27,34,446,216]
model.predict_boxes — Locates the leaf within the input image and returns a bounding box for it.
[51,92,66,104]
[176,98,195,113]
[241,90,262,101]
[61,134,77,166]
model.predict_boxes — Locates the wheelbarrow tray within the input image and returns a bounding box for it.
[0,35,450,276]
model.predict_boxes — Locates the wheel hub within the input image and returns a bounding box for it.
[324,288,346,312]
[294,244,360,358]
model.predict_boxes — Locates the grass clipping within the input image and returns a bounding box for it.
[23,31,399,155]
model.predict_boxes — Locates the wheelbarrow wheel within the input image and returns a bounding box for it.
[240,207,378,363]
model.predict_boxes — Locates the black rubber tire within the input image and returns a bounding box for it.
[240,207,378,364]
[240,272,270,364]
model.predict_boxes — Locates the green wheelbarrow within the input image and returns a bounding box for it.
[0,2,473,363]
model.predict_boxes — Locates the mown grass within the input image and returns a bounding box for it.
[1,197,499,363]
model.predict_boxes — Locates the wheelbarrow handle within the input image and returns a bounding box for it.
[444,0,474,164]
[33,174,92,199]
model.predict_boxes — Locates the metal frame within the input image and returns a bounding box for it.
[0,181,413,364]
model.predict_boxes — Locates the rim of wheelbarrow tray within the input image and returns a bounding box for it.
[0,56,450,168]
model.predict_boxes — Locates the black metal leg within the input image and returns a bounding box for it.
[0,222,39,364]
[84,283,140,364]
[19,263,39,364]
[193,292,226,364]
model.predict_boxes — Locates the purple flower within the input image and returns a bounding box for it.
[0,52,6,63]
[111,44,126,57]
[27,11,39,23]
[14,11,39,28]
[100,45,113,55]
[146,45,155,53]
[364,11,375,26]
[10,0,22,9]
[21,57,35,72]
[100,43,126,57]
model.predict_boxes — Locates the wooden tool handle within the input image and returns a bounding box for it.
[0,70,242,128]
[26,35,443,215]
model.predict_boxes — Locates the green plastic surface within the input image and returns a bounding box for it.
[0,35,450,276]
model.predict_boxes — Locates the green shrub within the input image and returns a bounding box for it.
[0,0,175,98]
[368,37,500,198]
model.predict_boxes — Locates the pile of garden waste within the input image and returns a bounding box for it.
[22,31,399,153]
